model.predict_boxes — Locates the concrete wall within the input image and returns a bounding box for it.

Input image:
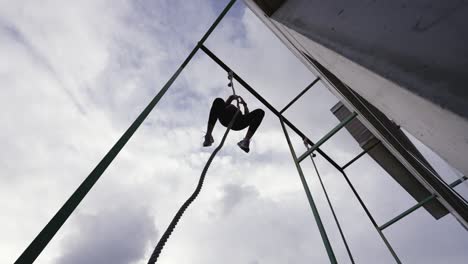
[245,0,468,178]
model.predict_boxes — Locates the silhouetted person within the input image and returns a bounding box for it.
[203,95,264,153]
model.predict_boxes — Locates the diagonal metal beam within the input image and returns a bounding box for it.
[14,1,238,263]
[305,143,355,263]
[280,118,337,264]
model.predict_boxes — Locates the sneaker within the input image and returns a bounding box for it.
[203,134,214,147]
[237,138,250,153]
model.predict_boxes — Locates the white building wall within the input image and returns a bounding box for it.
[244,0,468,177]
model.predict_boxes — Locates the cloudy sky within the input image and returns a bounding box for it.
[1,0,467,263]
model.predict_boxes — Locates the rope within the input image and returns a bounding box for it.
[147,72,241,263]
[304,140,355,264]
[228,71,236,95]
[147,109,239,264]
[228,70,241,108]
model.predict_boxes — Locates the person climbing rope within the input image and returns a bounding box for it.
[203,95,264,153]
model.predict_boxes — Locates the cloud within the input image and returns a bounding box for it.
[218,183,257,215]
[156,182,332,264]
[1,0,467,264]
[54,205,157,264]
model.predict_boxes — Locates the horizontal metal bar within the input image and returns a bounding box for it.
[199,44,343,172]
[379,176,468,231]
[342,140,381,170]
[298,112,357,162]
[280,77,320,114]
[451,175,468,188]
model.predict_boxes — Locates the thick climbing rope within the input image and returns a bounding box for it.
[147,73,241,264]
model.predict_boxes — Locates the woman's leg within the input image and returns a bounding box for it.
[204,98,225,146]
[243,109,265,140]
[237,109,265,152]
[206,98,225,136]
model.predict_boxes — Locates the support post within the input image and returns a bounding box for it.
[15,1,238,263]
[379,176,468,231]
[305,145,355,263]
[279,118,337,264]
[298,112,357,162]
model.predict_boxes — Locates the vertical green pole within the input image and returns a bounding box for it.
[306,145,355,263]
[279,117,337,264]
[15,1,238,263]
[339,170,402,264]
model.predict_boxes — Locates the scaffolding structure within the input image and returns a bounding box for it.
[15,1,468,263]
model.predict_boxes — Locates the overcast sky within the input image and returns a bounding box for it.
[1,0,467,263]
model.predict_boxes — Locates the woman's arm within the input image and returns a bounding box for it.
[241,98,249,114]
[225,95,238,105]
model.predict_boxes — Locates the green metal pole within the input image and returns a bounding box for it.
[279,117,337,264]
[379,176,468,231]
[306,146,355,263]
[298,112,357,162]
[339,170,402,263]
[341,140,381,170]
[15,1,237,263]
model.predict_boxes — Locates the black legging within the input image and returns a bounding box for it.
[208,97,264,135]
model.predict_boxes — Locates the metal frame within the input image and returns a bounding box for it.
[379,176,468,231]
[297,112,357,162]
[201,43,468,263]
[279,118,337,264]
[200,44,343,171]
[305,142,355,263]
[16,0,467,263]
[201,44,401,263]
